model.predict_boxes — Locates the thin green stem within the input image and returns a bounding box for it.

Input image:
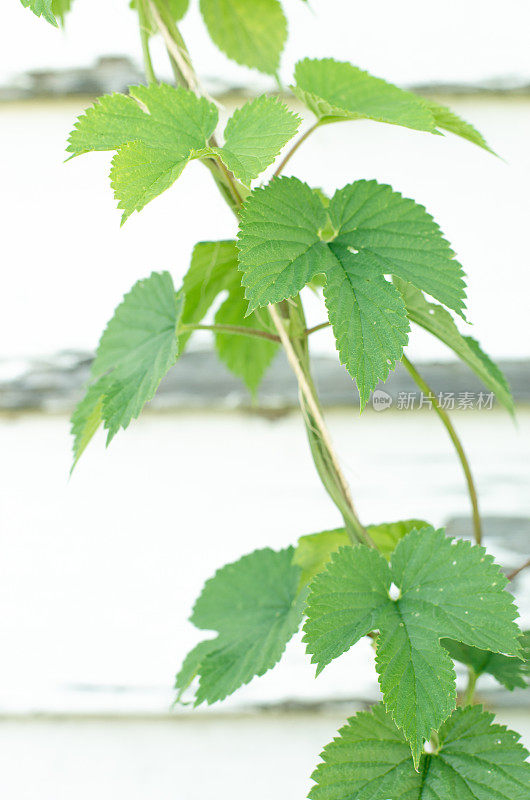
[463,668,478,706]
[138,0,156,84]
[168,51,186,87]
[274,121,320,177]
[146,0,200,94]
[269,302,370,546]
[181,322,280,343]
[402,355,483,546]
[507,557,530,581]
[140,12,370,548]
[305,321,330,337]
[212,156,245,211]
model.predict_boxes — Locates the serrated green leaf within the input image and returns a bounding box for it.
[396,278,514,415]
[70,376,108,470]
[294,520,429,591]
[213,96,301,186]
[238,177,466,405]
[293,58,493,153]
[21,0,72,26]
[310,703,530,799]
[324,246,410,407]
[427,98,495,154]
[303,526,521,766]
[180,240,279,392]
[305,544,392,671]
[180,547,305,705]
[70,272,182,464]
[238,177,336,311]
[329,181,466,317]
[110,141,191,223]
[199,0,287,75]
[293,58,436,132]
[67,85,218,222]
[442,631,530,691]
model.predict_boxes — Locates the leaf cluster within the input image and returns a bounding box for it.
[21,4,528,796]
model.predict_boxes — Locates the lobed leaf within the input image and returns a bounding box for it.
[178,547,305,704]
[310,703,530,799]
[67,85,218,222]
[70,272,182,465]
[68,87,298,220]
[293,58,493,153]
[442,631,530,691]
[180,240,279,393]
[199,0,287,75]
[238,177,466,405]
[396,278,514,414]
[303,526,522,766]
[214,96,301,186]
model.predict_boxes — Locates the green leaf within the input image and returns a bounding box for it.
[442,631,530,691]
[214,295,279,395]
[293,529,350,590]
[310,703,530,799]
[329,181,466,317]
[70,377,107,470]
[395,278,514,415]
[21,0,72,26]
[303,526,521,766]
[238,177,336,312]
[293,58,493,153]
[181,240,240,341]
[294,520,429,591]
[427,98,495,154]
[238,177,466,405]
[214,96,301,186]
[94,273,183,441]
[180,240,279,393]
[67,85,218,222]
[181,547,305,705]
[70,272,183,464]
[175,639,218,700]
[199,0,287,75]
[324,246,410,407]
[293,58,436,132]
